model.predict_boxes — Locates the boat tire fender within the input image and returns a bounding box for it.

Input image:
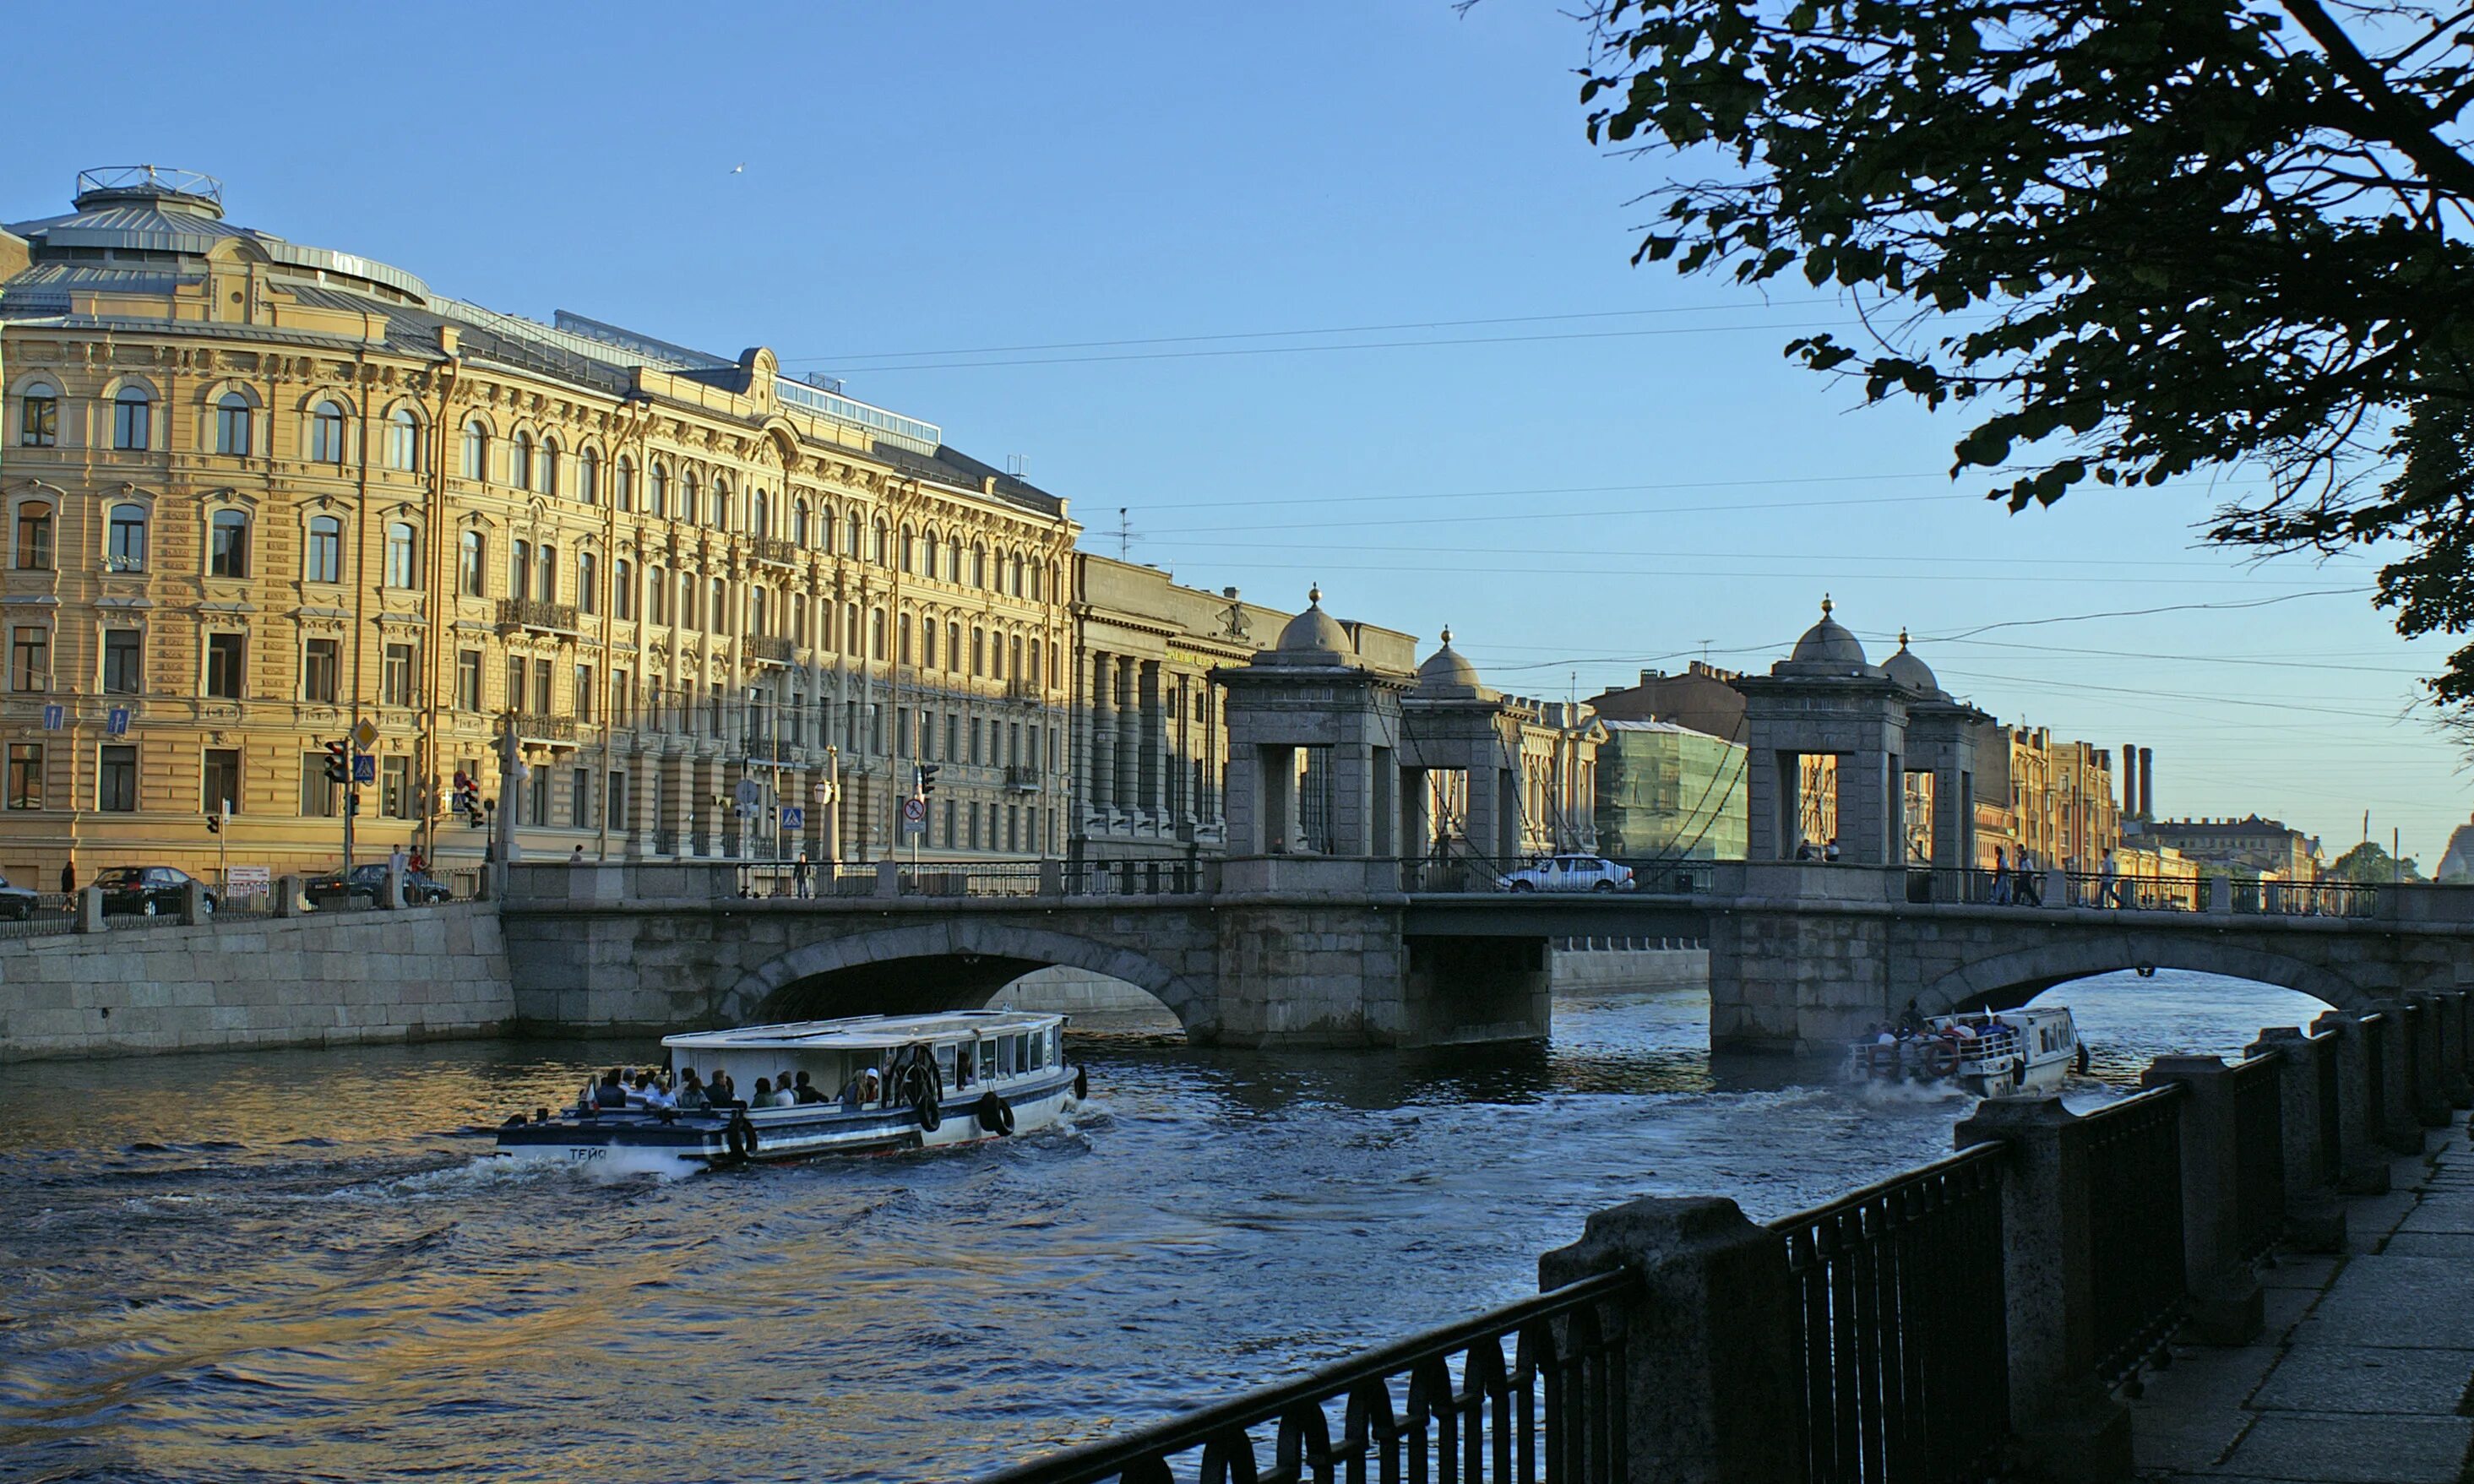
[1866,1043,1899,1078]
[976,1091,1014,1136]
[726,1110,758,1161]
[1922,1041,1960,1080]
[914,1084,942,1133]
[2075,1041,2092,1075]
[1074,1065,1090,1101]
[2013,1059,2028,1088]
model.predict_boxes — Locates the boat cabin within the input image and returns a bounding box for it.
[661,1009,1068,1109]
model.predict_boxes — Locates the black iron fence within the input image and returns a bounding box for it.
[0,894,79,943]
[2079,1085,2189,1391]
[2227,1054,2288,1263]
[1773,1143,2009,1484]
[2314,1032,2344,1188]
[977,1269,1635,1484]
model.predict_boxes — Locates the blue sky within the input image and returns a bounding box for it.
[6,0,2461,860]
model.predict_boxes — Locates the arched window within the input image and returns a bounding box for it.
[538,545,558,604]
[710,578,729,633]
[509,540,532,602]
[459,530,485,596]
[680,473,699,525]
[899,612,912,665]
[541,439,561,498]
[712,479,730,530]
[511,432,534,491]
[948,537,962,578]
[615,456,635,512]
[384,523,417,588]
[107,503,147,573]
[921,529,939,580]
[112,387,151,451]
[922,615,938,668]
[578,552,597,614]
[992,632,1007,680]
[870,607,887,660]
[210,509,251,579]
[615,557,635,620]
[873,519,889,565]
[794,502,809,546]
[309,400,347,465]
[818,507,835,552]
[681,570,699,629]
[901,525,917,574]
[752,588,769,637]
[972,544,987,588]
[306,515,343,584]
[971,625,987,677]
[752,489,769,539]
[385,408,420,471]
[17,381,57,448]
[648,565,668,625]
[216,392,253,456]
[1009,633,1023,682]
[579,448,600,505]
[462,421,489,481]
[650,463,669,519]
[846,510,863,557]
[14,501,52,571]
[1029,637,1041,688]
[947,621,961,673]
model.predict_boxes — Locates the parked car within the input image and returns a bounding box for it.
[0,871,40,920]
[1498,855,1637,893]
[304,863,454,906]
[94,865,217,916]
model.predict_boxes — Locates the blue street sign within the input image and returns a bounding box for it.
[780,806,805,830]
[352,753,376,784]
[40,704,62,731]
[105,706,129,737]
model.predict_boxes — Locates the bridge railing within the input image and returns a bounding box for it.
[981,987,2474,1484]
[2235,879,2379,918]
[975,1268,1636,1484]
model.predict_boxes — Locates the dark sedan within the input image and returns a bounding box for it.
[304,863,454,907]
[94,865,217,917]
[0,871,40,920]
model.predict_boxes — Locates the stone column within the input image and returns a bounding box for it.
[2243,1028,2348,1251]
[2410,990,2471,1110]
[1139,660,1165,818]
[2138,1057,2266,1344]
[656,752,688,857]
[1114,656,1140,824]
[2309,1010,2397,1190]
[2371,999,2437,1141]
[1951,1098,2134,1478]
[1401,765,1431,883]
[721,758,749,859]
[1088,650,1115,817]
[1537,1197,1801,1484]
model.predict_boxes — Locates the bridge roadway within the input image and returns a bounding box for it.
[496,859,2474,1052]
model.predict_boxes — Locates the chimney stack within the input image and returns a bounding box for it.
[2122,741,2138,817]
[2139,747,2154,821]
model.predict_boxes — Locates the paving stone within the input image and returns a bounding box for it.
[2259,1286,2319,1335]
[2214,1412,2472,1482]
[2250,1345,2474,1416]
[2291,1255,2474,1348]
[2379,1231,2471,1257]
[2397,1192,2474,1233]
[2259,1255,2341,1291]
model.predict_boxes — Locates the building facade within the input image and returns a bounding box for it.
[1971,725,2123,872]
[1592,718,1747,860]
[0,166,1077,883]
[2135,815,2323,883]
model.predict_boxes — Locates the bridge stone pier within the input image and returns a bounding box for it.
[496,857,1550,1049]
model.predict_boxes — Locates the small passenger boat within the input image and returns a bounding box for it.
[495,1010,1085,1170]
[1845,1006,2086,1098]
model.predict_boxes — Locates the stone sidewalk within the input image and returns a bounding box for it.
[2129,1123,2474,1482]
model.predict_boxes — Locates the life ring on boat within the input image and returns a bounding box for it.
[913,1082,942,1133]
[976,1091,1015,1136]
[725,1110,758,1161]
[1921,1041,1960,1080]
[1074,1064,1090,1101]
[1866,1042,1900,1077]
[2013,1059,2029,1088]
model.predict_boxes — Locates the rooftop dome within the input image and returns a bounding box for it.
[1273,585,1355,662]
[1789,595,1868,666]
[1884,628,1941,695]
[1414,625,1491,697]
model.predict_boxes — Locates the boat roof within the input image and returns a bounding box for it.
[661,1009,1064,1052]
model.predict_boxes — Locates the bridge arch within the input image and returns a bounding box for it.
[1914,933,2377,1019]
[720,919,1212,1034]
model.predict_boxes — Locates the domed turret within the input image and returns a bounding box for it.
[1884,628,1942,695]
[1413,625,1493,699]
[1272,584,1355,663]
[1789,595,1868,666]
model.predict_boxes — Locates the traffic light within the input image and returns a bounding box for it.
[452,770,485,825]
[324,739,349,785]
[916,763,940,798]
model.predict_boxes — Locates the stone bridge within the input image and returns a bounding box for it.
[498,859,2474,1053]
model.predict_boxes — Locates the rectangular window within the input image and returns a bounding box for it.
[98,744,136,812]
[11,626,48,692]
[303,639,340,703]
[382,643,414,707]
[109,507,146,571]
[6,743,41,810]
[381,754,412,819]
[571,769,590,829]
[19,390,57,448]
[205,633,246,699]
[575,664,595,722]
[606,769,628,830]
[531,662,552,715]
[16,503,53,570]
[526,767,549,828]
[968,800,981,851]
[103,628,142,694]
[507,657,526,715]
[613,668,633,729]
[113,396,149,451]
[301,753,339,817]
[203,747,241,817]
[456,650,482,712]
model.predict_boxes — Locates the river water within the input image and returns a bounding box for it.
[0,970,2330,1484]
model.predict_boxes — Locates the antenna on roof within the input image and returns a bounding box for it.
[1005,454,1028,479]
[1112,506,1134,561]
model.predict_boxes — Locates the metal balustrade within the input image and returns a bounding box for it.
[1774,1143,2010,1484]
[978,1269,1634,1484]
[2080,1085,2189,1391]
[2227,1053,2289,1262]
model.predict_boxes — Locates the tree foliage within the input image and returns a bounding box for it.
[2328,838,2424,879]
[1581,0,2474,699]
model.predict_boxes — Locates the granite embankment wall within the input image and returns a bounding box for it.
[0,904,514,1062]
[990,945,1711,1016]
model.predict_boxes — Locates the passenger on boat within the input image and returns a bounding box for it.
[707,1069,736,1106]
[775,1069,797,1103]
[677,1069,710,1111]
[792,1071,828,1105]
[954,1046,975,1090]
[840,1066,881,1109]
[593,1069,629,1109]
[750,1077,775,1108]
[633,1072,677,1111]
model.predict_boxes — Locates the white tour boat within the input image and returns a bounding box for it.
[494,1009,1085,1170]
[1845,1006,2086,1098]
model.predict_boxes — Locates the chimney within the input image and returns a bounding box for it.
[2123,741,2139,817]
[2139,747,2154,821]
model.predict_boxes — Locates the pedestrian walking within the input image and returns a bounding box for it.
[794,851,813,899]
[59,857,74,895]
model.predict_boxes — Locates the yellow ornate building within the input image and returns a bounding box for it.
[0,166,1078,883]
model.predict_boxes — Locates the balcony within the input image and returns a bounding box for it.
[1005,765,1042,793]
[1006,676,1045,702]
[744,633,795,665]
[750,536,801,568]
[497,598,579,635]
[512,712,579,744]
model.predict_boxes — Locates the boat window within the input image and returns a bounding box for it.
[1016,1032,1032,1072]
[981,1038,998,1080]
[936,1043,956,1088]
